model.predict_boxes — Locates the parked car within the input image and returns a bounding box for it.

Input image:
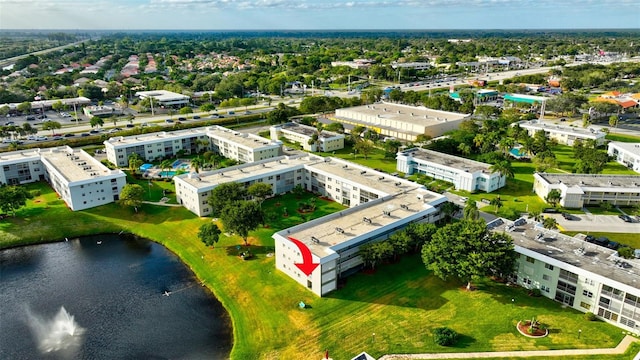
[64,133,75,137]
[26,116,36,121]
[193,115,200,119]
[618,214,633,223]
[177,117,187,121]
[89,129,100,134]
[165,119,174,123]
[35,136,48,141]
[80,133,90,137]
[561,212,574,220]
[52,136,63,140]
[126,124,135,128]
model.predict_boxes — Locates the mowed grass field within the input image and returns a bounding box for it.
[0,182,632,359]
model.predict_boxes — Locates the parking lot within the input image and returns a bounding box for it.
[550,213,640,233]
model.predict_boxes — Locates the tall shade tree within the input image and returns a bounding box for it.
[42,121,62,135]
[543,217,558,230]
[421,220,517,290]
[117,184,145,212]
[220,201,262,246]
[439,201,461,222]
[247,182,273,208]
[190,157,204,174]
[545,189,562,207]
[198,222,222,248]
[405,222,438,253]
[207,182,247,217]
[0,185,31,216]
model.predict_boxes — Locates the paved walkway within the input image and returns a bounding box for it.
[142,200,182,207]
[379,335,639,359]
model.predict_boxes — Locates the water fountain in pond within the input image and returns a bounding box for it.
[26,306,86,354]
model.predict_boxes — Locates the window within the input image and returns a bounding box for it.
[584,278,595,286]
[545,264,554,271]
[525,256,535,264]
[580,301,591,310]
[541,285,550,293]
[559,269,578,283]
[542,274,551,281]
[583,290,593,298]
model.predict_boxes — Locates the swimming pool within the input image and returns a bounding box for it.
[509,147,527,158]
[159,171,177,178]
[172,160,191,170]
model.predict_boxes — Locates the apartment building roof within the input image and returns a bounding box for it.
[207,126,278,149]
[279,123,343,139]
[284,188,443,258]
[0,149,42,164]
[535,173,640,189]
[609,141,640,155]
[39,147,120,183]
[105,127,209,148]
[399,148,492,174]
[489,218,640,291]
[518,120,606,138]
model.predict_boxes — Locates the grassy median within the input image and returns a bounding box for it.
[0,182,631,360]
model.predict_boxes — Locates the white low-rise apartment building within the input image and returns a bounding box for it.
[0,146,126,211]
[174,154,447,296]
[397,148,506,193]
[517,120,606,146]
[104,126,281,167]
[270,122,345,152]
[608,142,640,173]
[331,102,469,142]
[489,218,640,334]
[105,128,211,167]
[533,173,640,208]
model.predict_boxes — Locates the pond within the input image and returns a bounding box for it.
[0,234,232,359]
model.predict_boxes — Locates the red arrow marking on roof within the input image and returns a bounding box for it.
[288,237,319,276]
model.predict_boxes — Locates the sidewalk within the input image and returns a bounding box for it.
[379,335,638,359]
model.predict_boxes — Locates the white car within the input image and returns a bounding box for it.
[35,136,48,141]
[27,135,37,140]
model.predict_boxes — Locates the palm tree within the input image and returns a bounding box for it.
[529,209,543,223]
[498,138,515,155]
[160,159,173,175]
[489,160,514,179]
[463,201,479,220]
[440,202,461,222]
[490,197,503,213]
[543,217,558,230]
[190,157,203,174]
[457,143,472,156]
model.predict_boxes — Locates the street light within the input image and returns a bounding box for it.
[578,329,582,339]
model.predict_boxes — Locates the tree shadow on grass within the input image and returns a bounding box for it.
[324,255,449,311]
[450,334,477,349]
[224,244,275,260]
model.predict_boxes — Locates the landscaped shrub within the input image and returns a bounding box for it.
[29,189,41,197]
[584,312,596,321]
[433,327,458,346]
[618,247,635,259]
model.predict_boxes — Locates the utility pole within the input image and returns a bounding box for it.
[150,97,155,116]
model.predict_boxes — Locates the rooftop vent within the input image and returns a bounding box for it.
[343,165,348,169]
[383,210,391,216]
[335,227,344,234]
[360,170,367,175]
[311,236,320,244]
[400,204,409,210]
[363,217,372,224]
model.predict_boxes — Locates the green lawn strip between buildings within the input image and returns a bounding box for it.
[0,182,632,359]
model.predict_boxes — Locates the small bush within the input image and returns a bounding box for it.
[584,312,596,321]
[433,327,458,346]
[29,189,41,197]
[618,247,635,259]
[529,288,542,297]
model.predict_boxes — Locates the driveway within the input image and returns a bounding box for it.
[549,214,640,233]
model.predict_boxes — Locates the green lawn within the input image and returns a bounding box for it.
[316,144,400,174]
[562,232,640,249]
[606,133,640,143]
[1,182,633,360]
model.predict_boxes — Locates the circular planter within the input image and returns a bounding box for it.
[516,321,549,338]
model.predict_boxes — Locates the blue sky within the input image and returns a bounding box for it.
[1,0,638,30]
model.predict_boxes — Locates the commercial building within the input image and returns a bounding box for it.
[450,89,500,104]
[0,146,126,211]
[503,93,548,105]
[83,105,121,118]
[489,218,640,333]
[390,62,431,70]
[397,148,506,193]
[533,173,640,208]
[270,122,345,152]
[332,102,469,142]
[174,154,447,296]
[135,90,190,107]
[104,126,281,167]
[0,97,91,113]
[608,142,640,173]
[517,120,607,146]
